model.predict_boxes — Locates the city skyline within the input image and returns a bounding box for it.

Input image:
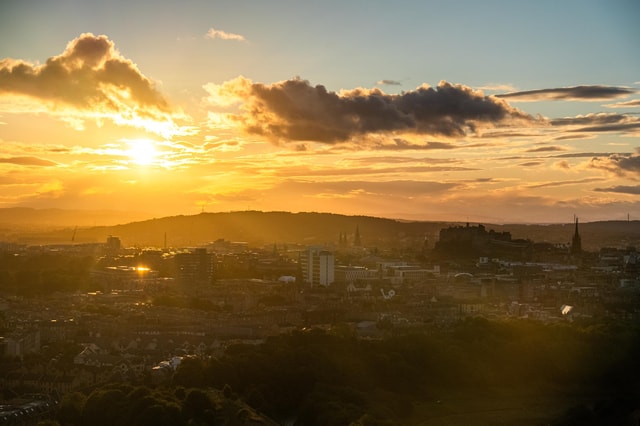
[1,1,639,223]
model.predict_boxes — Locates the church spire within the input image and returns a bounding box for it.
[571,216,582,255]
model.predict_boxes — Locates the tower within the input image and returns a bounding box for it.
[570,216,582,255]
[175,248,216,286]
[354,225,361,246]
[299,246,335,286]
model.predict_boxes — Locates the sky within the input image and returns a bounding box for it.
[0,0,639,224]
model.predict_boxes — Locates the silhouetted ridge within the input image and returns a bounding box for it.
[4,210,640,250]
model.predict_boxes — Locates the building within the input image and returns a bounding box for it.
[91,266,159,291]
[300,247,335,286]
[334,265,377,284]
[435,223,530,258]
[174,248,216,286]
[106,235,121,252]
[0,329,41,358]
[571,217,582,255]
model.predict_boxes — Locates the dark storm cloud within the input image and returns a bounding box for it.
[0,156,57,166]
[498,85,635,101]
[220,78,536,143]
[0,33,169,114]
[594,185,640,195]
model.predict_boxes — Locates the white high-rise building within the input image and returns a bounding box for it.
[300,246,335,286]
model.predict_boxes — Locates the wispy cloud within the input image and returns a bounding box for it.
[204,77,537,143]
[525,145,566,153]
[0,156,57,167]
[498,85,635,102]
[594,185,640,195]
[479,83,516,92]
[527,177,604,189]
[604,99,640,108]
[589,151,640,177]
[551,113,631,127]
[550,113,640,135]
[519,161,543,167]
[376,79,402,86]
[205,27,247,42]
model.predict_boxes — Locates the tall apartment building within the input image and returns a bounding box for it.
[300,246,335,286]
[174,248,215,286]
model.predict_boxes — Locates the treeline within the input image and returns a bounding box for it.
[42,319,640,425]
[170,318,640,424]
[54,385,272,426]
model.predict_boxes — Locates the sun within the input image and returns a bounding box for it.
[126,139,158,166]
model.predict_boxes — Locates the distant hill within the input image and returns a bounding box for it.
[5,210,639,251]
[0,207,152,228]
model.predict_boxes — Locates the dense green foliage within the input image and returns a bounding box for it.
[169,319,640,424]
[43,319,640,425]
[54,384,263,426]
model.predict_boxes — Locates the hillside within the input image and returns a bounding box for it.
[4,210,639,251]
[0,207,151,229]
[15,211,449,248]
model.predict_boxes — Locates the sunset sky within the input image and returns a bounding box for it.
[1,0,639,224]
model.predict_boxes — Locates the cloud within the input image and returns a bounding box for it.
[604,99,640,108]
[352,156,458,165]
[527,177,604,189]
[589,151,640,176]
[279,179,461,197]
[376,79,402,86]
[0,156,57,167]
[498,85,635,101]
[550,113,640,135]
[205,27,246,42]
[0,33,169,113]
[519,161,543,167]
[525,145,566,153]
[551,113,630,127]
[594,185,640,195]
[0,33,187,137]
[373,139,457,150]
[204,77,537,143]
[570,122,640,134]
[553,152,623,159]
[478,83,516,92]
[552,134,594,141]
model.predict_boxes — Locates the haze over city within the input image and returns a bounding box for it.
[1,0,639,224]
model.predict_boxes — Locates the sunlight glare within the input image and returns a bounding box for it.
[126,139,158,166]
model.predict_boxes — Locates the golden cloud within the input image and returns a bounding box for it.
[0,33,183,137]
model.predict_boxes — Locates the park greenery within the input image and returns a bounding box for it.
[42,318,640,425]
